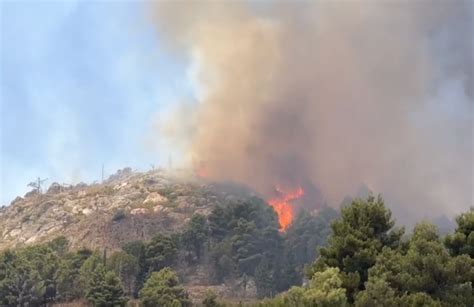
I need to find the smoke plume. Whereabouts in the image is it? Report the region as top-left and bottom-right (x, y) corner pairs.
(152, 1), (473, 224)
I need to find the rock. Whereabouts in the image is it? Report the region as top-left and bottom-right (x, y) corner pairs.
(47, 182), (63, 194)
(24, 189), (38, 198)
(10, 196), (23, 205)
(130, 208), (148, 215)
(0, 168), (248, 261)
(82, 208), (93, 215)
(9, 229), (21, 238)
(113, 182), (128, 191)
(25, 235), (40, 244)
(143, 178), (157, 185)
(153, 205), (170, 213)
(143, 192), (167, 206)
(107, 167), (133, 182)
(75, 182), (88, 189)
(77, 190), (87, 197)
(124, 192), (143, 202)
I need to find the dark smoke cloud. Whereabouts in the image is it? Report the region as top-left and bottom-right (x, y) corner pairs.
(152, 1), (473, 224)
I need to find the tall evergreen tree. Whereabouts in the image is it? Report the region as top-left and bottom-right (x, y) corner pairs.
(310, 195), (404, 301)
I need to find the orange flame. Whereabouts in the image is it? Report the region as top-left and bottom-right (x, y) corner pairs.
(268, 186), (304, 231)
(195, 161), (209, 178)
(196, 167), (209, 178)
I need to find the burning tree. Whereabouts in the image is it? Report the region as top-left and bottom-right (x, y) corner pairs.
(267, 187), (304, 231)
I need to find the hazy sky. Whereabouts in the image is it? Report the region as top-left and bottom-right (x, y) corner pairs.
(0, 1), (192, 205)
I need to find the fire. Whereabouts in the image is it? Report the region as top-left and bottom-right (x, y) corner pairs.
(195, 161), (209, 178)
(196, 167), (209, 178)
(268, 186), (304, 231)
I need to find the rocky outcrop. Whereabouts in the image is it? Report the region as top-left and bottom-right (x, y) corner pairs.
(0, 169), (246, 252)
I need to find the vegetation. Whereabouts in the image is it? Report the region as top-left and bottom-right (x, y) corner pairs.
(0, 195), (471, 306)
(444, 207), (473, 257)
(139, 267), (190, 307)
(263, 196), (473, 307)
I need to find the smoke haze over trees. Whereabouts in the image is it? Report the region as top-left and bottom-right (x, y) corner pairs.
(153, 1), (473, 225)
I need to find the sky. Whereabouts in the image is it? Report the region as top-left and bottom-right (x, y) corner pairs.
(0, 1), (192, 205)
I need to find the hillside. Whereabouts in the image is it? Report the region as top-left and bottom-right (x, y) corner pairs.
(0, 168), (256, 252)
(0, 168), (340, 303)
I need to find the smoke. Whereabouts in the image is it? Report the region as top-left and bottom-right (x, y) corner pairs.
(152, 1), (473, 224)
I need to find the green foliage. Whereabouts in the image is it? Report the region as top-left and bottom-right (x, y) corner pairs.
(304, 267), (348, 306)
(81, 255), (126, 306)
(0, 249), (45, 306)
(180, 214), (209, 262)
(0, 238), (91, 305)
(259, 267), (348, 307)
(122, 240), (147, 296)
(206, 197), (304, 297)
(47, 236), (69, 256)
(310, 195), (404, 301)
(255, 256), (274, 298)
(19, 244), (61, 302)
(0, 243), (64, 305)
(107, 251), (139, 297)
(444, 207), (474, 257)
(202, 289), (222, 307)
(355, 220), (473, 307)
(355, 277), (444, 307)
(285, 208), (338, 278)
(145, 234), (178, 272)
(56, 248), (93, 300)
(199, 196), (337, 297)
(8, 193), (473, 307)
(139, 267), (190, 307)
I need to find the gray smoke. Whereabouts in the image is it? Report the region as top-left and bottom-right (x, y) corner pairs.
(152, 1), (473, 224)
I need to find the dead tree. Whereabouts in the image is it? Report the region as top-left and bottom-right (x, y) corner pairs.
(27, 177), (48, 193)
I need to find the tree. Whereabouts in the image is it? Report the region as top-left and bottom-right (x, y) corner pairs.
(181, 214), (209, 262)
(0, 250), (44, 306)
(107, 251), (139, 297)
(258, 267), (348, 306)
(303, 267), (348, 306)
(209, 205), (230, 241)
(358, 222), (474, 306)
(255, 256), (274, 298)
(139, 267), (190, 307)
(232, 219), (262, 275)
(47, 236), (69, 257)
(309, 195), (404, 301)
(207, 197), (284, 284)
(145, 234), (178, 273)
(284, 208), (338, 278)
(81, 255), (126, 306)
(444, 208), (474, 257)
(354, 277), (397, 307)
(17, 244), (60, 303)
(122, 240), (147, 297)
(202, 289), (222, 307)
(56, 248), (93, 300)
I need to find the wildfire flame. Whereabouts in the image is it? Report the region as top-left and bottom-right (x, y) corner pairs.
(195, 161), (209, 178)
(268, 186), (304, 231)
(196, 167), (209, 178)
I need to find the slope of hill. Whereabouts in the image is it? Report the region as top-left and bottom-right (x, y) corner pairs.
(0, 168), (255, 251)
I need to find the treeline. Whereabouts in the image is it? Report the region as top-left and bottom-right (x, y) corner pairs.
(2, 195), (471, 306)
(0, 196), (337, 306)
(259, 196), (474, 307)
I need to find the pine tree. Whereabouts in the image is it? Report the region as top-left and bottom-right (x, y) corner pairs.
(139, 267), (190, 307)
